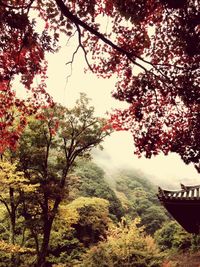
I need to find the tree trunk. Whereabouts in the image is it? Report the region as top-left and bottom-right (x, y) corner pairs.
(36, 219), (52, 267)
(9, 187), (16, 245)
(9, 218), (15, 245)
(9, 187), (17, 267)
(9, 220), (16, 267)
(36, 175), (64, 267)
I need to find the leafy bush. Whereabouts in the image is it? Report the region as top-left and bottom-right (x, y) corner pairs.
(154, 221), (192, 251)
(80, 218), (163, 267)
(74, 160), (124, 220)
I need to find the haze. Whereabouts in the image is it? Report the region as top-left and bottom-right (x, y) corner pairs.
(45, 35), (200, 190)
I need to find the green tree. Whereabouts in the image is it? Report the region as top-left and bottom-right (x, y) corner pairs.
(113, 170), (168, 234)
(154, 221), (192, 252)
(141, 206), (168, 235)
(12, 94), (110, 267)
(81, 218), (163, 267)
(62, 197), (110, 246)
(47, 210), (84, 266)
(74, 160), (124, 220)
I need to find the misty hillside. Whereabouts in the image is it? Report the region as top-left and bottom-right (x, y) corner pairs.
(73, 161), (200, 266)
(73, 160), (169, 235)
(1, 156), (199, 266)
(105, 168), (169, 234)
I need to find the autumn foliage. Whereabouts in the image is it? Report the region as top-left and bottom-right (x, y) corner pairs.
(0, 0), (199, 169)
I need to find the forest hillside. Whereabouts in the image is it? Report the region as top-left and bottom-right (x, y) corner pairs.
(1, 156), (200, 266)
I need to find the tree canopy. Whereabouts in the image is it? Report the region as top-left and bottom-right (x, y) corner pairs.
(0, 1), (199, 166)
(81, 218), (163, 267)
(3, 95), (109, 266)
(73, 160), (124, 220)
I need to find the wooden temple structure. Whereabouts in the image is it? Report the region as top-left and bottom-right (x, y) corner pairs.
(158, 184), (200, 234)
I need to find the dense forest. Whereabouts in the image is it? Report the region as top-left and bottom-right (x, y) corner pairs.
(0, 96), (200, 267)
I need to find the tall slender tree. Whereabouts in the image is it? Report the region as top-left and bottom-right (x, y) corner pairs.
(13, 94), (109, 266)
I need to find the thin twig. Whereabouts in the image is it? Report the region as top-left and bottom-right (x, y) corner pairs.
(65, 29), (77, 47)
(65, 44), (80, 85)
(75, 24), (93, 71)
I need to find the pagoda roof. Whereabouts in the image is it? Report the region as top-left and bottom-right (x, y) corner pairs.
(157, 184), (200, 234)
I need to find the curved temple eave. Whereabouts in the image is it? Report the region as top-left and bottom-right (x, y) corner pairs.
(158, 184), (200, 234)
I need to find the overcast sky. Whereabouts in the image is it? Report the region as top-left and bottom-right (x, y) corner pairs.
(45, 34), (200, 189)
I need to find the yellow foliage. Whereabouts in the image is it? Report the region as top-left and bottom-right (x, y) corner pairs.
(81, 218), (163, 266)
(0, 240), (35, 254)
(59, 204), (80, 229)
(115, 191), (130, 211)
(0, 160), (39, 193)
(58, 197), (110, 231)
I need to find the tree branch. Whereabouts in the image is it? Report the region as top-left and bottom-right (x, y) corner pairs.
(55, 0), (148, 72)
(65, 43), (80, 82)
(0, 197), (11, 216)
(55, 0), (186, 83)
(75, 24), (93, 71)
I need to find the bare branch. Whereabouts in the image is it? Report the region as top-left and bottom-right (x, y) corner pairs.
(66, 44), (80, 68)
(75, 24), (93, 71)
(65, 43), (80, 83)
(65, 29), (77, 46)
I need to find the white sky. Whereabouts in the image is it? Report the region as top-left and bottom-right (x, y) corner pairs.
(44, 34), (200, 190)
